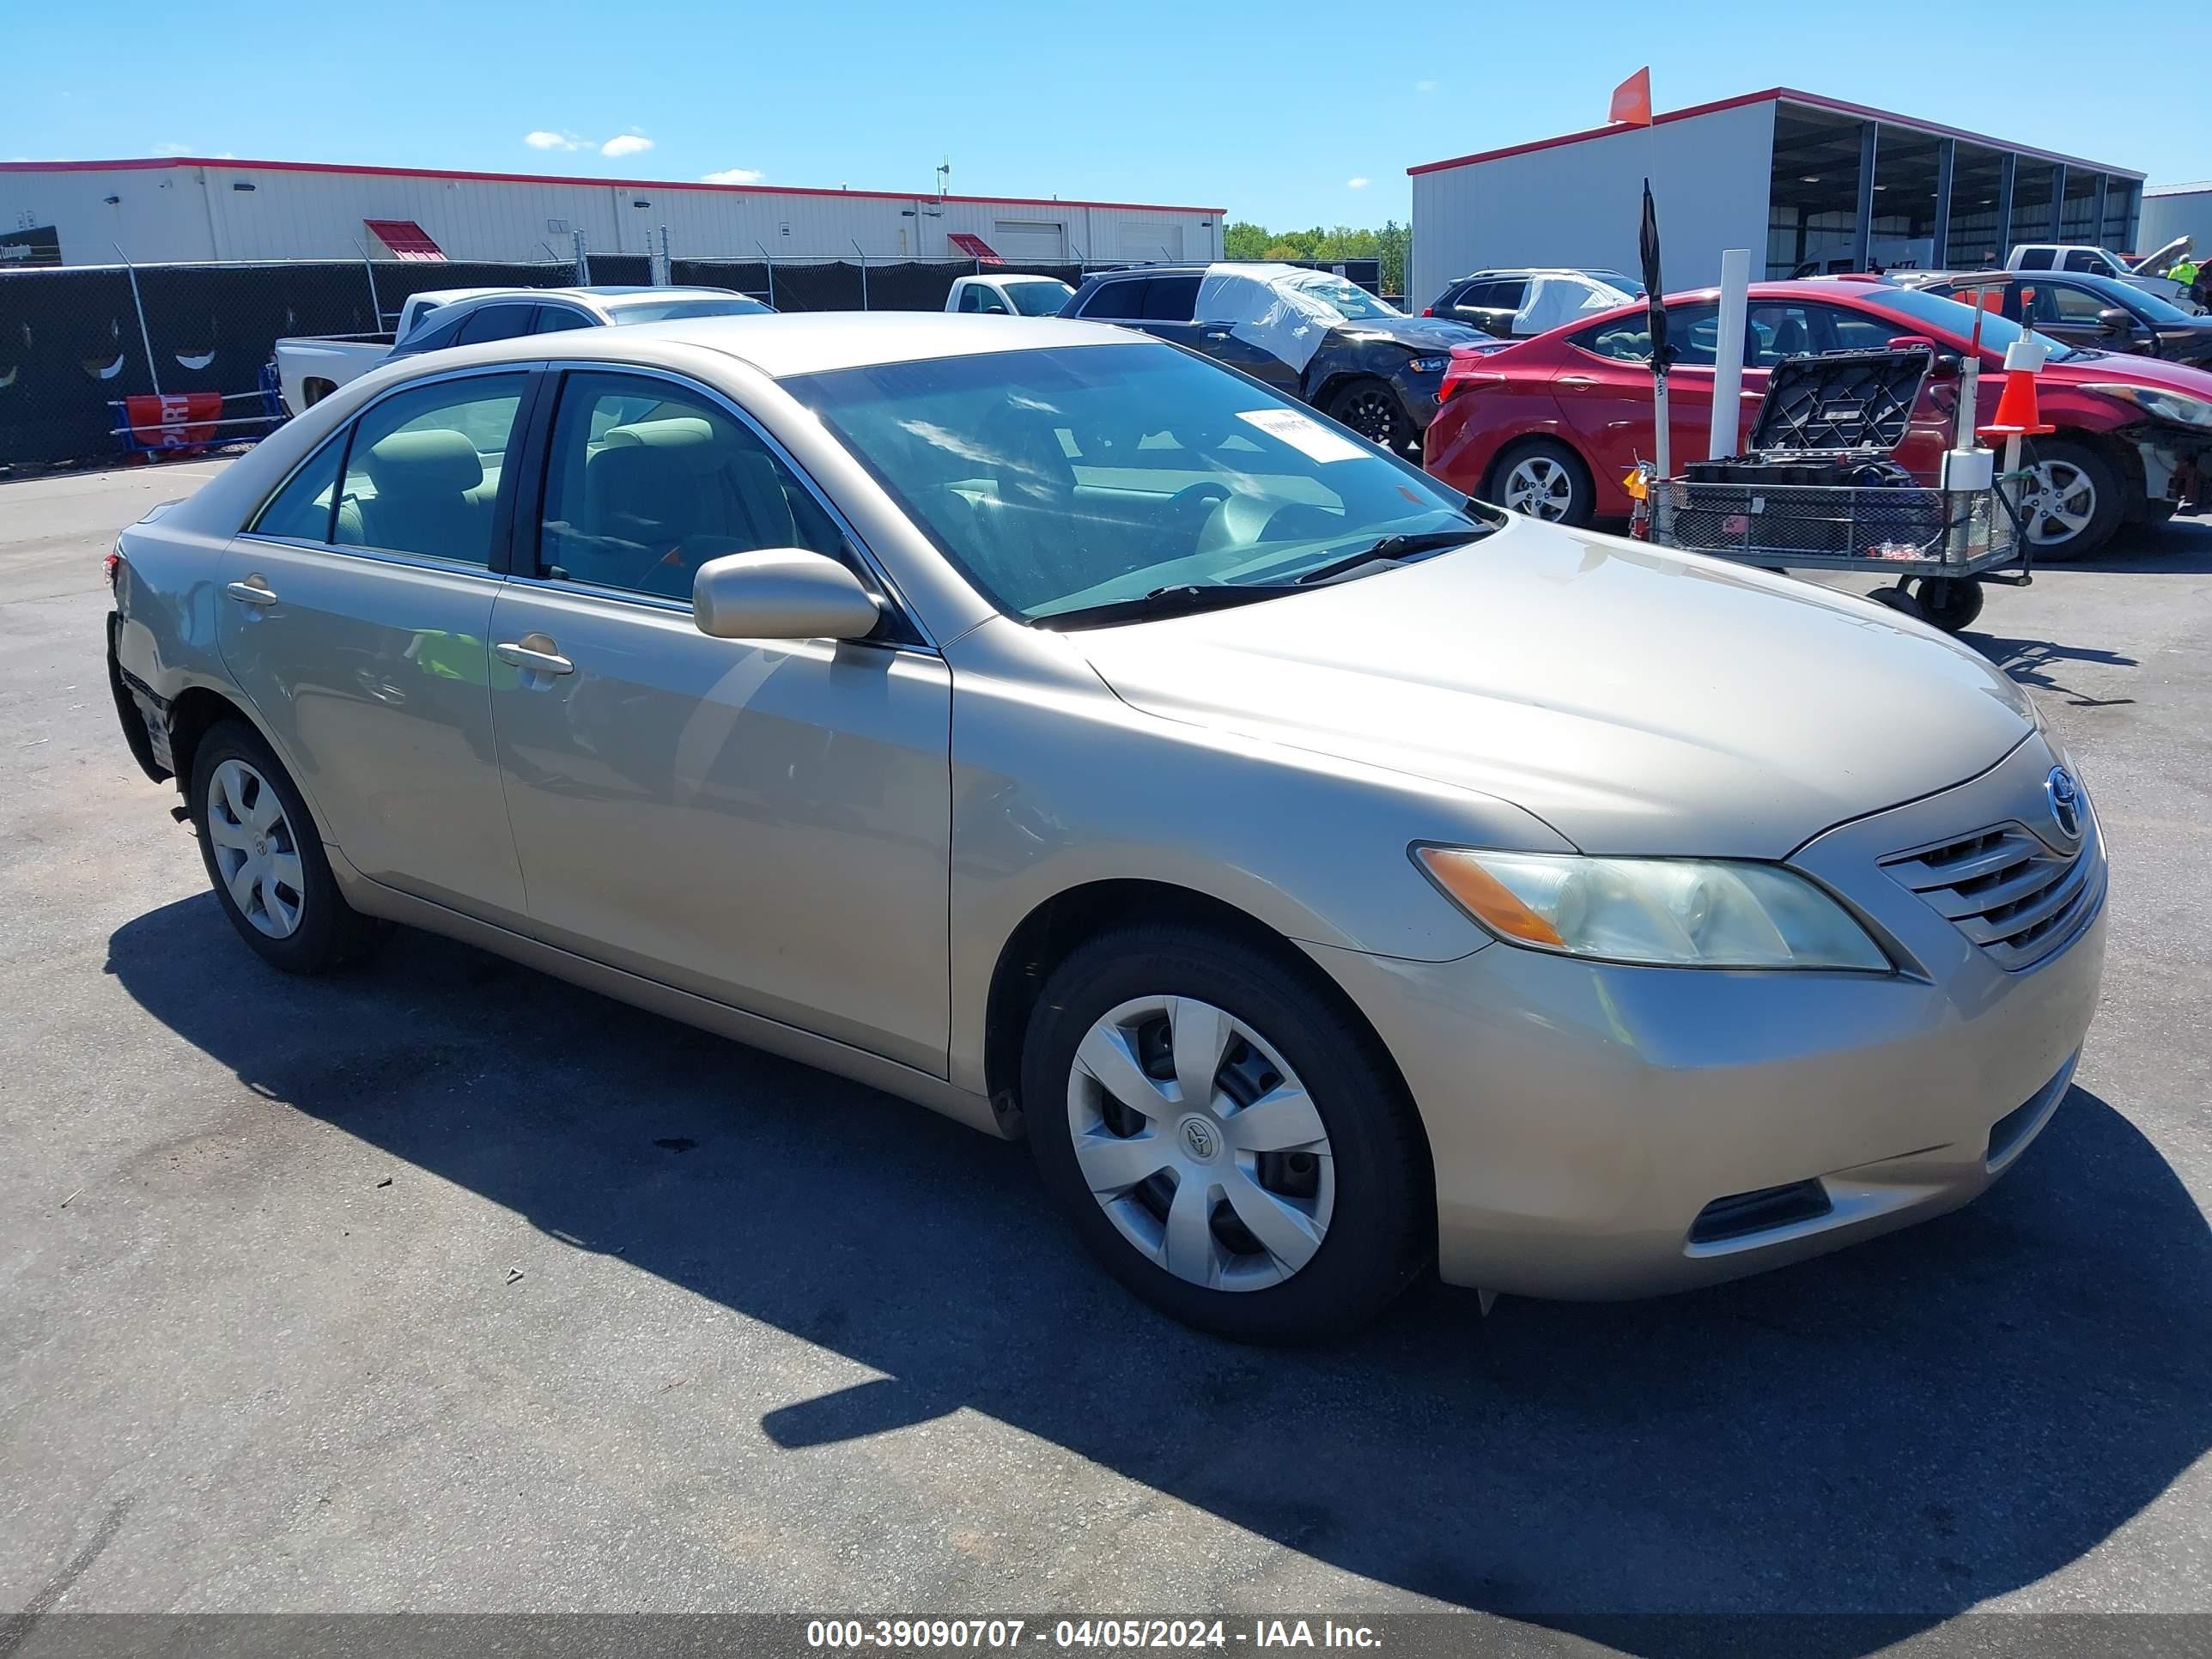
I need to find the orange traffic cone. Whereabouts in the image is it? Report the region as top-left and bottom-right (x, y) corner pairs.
(1978, 367), (2055, 440)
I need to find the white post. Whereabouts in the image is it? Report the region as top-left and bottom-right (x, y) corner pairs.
(1652, 373), (1670, 481)
(1708, 248), (1751, 459)
(113, 243), (161, 398)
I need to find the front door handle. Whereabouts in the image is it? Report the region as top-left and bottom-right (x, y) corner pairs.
(226, 577), (278, 606)
(494, 636), (574, 676)
(1558, 374), (1596, 388)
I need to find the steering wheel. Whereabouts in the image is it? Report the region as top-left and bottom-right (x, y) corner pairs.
(1167, 482), (1232, 549)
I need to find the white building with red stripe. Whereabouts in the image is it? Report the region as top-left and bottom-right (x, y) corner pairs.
(0, 155), (1224, 269)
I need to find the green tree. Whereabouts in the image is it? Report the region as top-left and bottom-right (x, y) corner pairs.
(1221, 219), (1409, 296)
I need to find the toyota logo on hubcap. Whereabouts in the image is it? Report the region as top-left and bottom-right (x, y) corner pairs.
(1181, 1118), (1218, 1160)
(2046, 766), (2083, 843)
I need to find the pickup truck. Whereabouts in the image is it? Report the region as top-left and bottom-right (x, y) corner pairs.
(2006, 244), (2202, 311)
(945, 273), (1075, 315)
(272, 284), (771, 416)
(273, 289), (501, 416)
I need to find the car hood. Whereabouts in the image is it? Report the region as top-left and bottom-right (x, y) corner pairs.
(2045, 346), (2212, 396)
(1068, 519), (2035, 858)
(1327, 314), (1488, 352)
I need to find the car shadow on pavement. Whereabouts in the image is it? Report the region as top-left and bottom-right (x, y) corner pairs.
(107, 897), (2212, 1655)
(2081, 516), (2212, 575)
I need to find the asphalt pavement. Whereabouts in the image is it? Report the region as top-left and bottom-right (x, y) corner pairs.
(2, 459), (2207, 1651)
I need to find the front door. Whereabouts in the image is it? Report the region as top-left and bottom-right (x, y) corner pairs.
(486, 368), (953, 1074)
(216, 368), (534, 923)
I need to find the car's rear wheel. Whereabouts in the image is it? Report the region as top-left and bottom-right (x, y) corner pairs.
(2019, 440), (2122, 561)
(1325, 377), (1412, 452)
(188, 720), (385, 974)
(1021, 925), (1430, 1344)
(1490, 438), (1595, 526)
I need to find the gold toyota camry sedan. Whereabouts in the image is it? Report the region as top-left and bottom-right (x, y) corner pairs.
(106, 313), (2106, 1342)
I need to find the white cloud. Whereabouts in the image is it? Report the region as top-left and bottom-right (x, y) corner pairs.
(1346, 176), (1370, 190)
(150, 141), (192, 156)
(700, 167), (764, 185)
(525, 130), (591, 152)
(1414, 79), (1437, 93)
(600, 133), (654, 159)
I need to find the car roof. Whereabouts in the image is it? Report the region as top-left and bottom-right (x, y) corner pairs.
(553, 309), (1146, 376)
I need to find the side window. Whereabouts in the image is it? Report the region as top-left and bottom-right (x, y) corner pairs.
(1079, 280), (1148, 320)
(533, 306), (593, 334)
(538, 372), (842, 603)
(2062, 250), (2102, 274)
(2018, 248), (2054, 270)
(248, 434), (346, 542)
(1578, 313), (1657, 360)
(1142, 275), (1200, 321)
(1820, 306), (1912, 352)
(975, 288), (1012, 315)
(332, 373), (528, 568)
(456, 304), (536, 345)
(955, 285), (983, 313)
(2049, 283), (2114, 322)
(1744, 302), (1817, 367)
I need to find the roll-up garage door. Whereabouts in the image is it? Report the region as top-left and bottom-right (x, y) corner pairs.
(990, 220), (1065, 260)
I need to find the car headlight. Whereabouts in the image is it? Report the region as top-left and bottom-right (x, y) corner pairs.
(2082, 382), (2212, 429)
(1413, 846), (1890, 970)
(1406, 356), (1449, 374)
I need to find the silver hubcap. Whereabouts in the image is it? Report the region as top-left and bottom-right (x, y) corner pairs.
(1504, 456), (1574, 520)
(1066, 996), (1334, 1292)
(2024, 460), (2095, 545)
(205, 758), (304, 939)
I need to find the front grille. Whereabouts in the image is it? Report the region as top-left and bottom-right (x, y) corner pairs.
(1881, 818), (2100, 971)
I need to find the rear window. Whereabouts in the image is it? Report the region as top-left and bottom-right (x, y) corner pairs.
(606, 296), (772, 324)
(1079, 280), (1148, 321)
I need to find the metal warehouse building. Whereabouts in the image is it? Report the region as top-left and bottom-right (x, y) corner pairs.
(0, 156), (1223, 270)
(1408, 88), (2145, 309)
(2141, 182), (2212, 261)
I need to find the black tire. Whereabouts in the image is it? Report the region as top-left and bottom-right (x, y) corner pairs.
(1913, 575), (1985, 633)
(188, 719), (385, 974)
(1486, 437), (1595, 526)
(2020, 439), (2123, 562)
(1323, 377), (1413, 452)
(1021, 924), (1431, 1344)
(1868, 585), (1923, 620)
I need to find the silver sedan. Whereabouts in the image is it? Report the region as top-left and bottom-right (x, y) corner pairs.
(106, 313), (2106, 1341)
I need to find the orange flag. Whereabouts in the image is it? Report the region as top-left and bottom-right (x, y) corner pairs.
(1608, 68), (1653, 127)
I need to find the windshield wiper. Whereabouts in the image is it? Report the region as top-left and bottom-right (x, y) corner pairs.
(1290, 527), (1487, 586)
(1032, 583), (1292, 632)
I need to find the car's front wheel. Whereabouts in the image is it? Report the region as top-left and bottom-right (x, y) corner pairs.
(2019, 440), (2122, 561)
(188, 720), (385, 973)
(1021, 925), (1431, 1343)
(1324, 377), (1413, 452)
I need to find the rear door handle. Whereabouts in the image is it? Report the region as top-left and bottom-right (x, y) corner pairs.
(226, 577), (278, 606)
(494, 638), (574, 676)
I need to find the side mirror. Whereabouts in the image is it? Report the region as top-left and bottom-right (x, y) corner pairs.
(692, 549), (882, 642)
(1929, 352), (1962, 380)
(2097, 307), (2135, 337)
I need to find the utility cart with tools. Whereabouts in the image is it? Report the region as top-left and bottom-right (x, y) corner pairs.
(1644, 343), (2027, 634)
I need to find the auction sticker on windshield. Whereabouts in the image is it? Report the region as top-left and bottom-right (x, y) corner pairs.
(1236, 407), (1370, 463)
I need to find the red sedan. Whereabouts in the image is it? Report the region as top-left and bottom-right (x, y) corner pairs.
(1425, 278), (2212, 560)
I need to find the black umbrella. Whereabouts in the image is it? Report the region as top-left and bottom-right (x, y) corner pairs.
(1639, 177), (1668, 369)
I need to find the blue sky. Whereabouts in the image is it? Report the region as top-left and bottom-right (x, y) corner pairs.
(4, 0), (2201, 227)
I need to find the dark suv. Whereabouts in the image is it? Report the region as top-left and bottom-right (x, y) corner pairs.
(1059, 263), (1483, 451)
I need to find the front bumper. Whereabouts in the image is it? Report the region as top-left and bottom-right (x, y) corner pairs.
(1310, 736), (2109, 1298)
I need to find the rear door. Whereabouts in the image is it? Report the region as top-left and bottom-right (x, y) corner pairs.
(1449, 279), (1526, 337)
(1553, 301), (1722, 472)
(216, 367), (537, 924)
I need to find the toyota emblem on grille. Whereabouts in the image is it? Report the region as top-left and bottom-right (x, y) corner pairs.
(2045, 766), (2083, 842)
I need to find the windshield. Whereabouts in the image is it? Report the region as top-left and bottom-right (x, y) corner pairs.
(1863, 283), (2076, 362)
(2083, 276), (2194, 325)
(610, 296), (772, 324)
(784, 343), (1486, 624)
(1281, 273), (1402, 321)
(1006, 280), (1073, 317)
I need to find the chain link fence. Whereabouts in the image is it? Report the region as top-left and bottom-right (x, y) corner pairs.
(0, 251), (1378, 470)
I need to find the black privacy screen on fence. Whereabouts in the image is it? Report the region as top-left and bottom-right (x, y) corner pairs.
(7, 257), (1089, 467)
